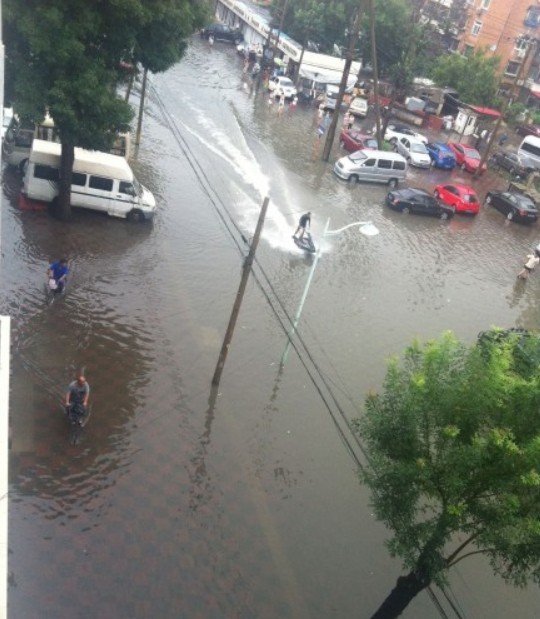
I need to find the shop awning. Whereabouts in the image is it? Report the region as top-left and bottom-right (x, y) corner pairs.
(470, 106), (501, 118)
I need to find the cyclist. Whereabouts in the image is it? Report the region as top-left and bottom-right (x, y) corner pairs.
(293, 212), (311, 240)
(64, 373), (90, 423)
(48, 258), (69, 294)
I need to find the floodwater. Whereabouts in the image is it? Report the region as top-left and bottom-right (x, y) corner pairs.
(5, 39), (540, 618)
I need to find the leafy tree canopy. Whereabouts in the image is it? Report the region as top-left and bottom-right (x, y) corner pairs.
(355, 330), (540, 618)
(274, 0), (358, 55)
(4, 0), (207, 150)
(430, 48), (501, 107)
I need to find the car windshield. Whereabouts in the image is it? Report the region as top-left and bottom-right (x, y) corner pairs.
(463, 194), (478, 203)
(463, 148), (480, 160)
(364, 138), (378, 149)
(411, 143), (427, 154)
(516, 195), (537, 209)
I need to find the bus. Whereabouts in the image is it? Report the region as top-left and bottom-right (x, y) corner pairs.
(518, 135), (540, 169)
(2, 113), (131, 171)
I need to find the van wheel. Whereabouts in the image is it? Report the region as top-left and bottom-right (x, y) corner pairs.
(348, 174), (359, 184)
(388, 179), (398, 189)
(19, 158), (29, 174)
(127, 208), (144, 223)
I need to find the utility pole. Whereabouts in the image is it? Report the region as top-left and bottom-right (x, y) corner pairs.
(474, 36), (537, 178)
(368, 0), (382, 148)
(322, 0), (365, 161)
(212, 197), (270, 387)
(135, 67), (148, 146)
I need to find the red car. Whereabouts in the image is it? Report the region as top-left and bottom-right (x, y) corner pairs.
(339, 130), (378, 153)
(447, 143), (487, 174)
(515, 124), (540, 138)
(434, 183), (480, 215)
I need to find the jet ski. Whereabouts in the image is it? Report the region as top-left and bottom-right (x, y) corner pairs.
(293, 232), (316, 253)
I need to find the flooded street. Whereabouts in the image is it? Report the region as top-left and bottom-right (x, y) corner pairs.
(5, 40), (540, 617)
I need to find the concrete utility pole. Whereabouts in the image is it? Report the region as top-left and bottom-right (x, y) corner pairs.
(321, 0), (365, 162)
(368, 0), (383, 148)
(212, 196), (270, 387)
(135, 67), (148, 146)
(474, 37), (537, 178)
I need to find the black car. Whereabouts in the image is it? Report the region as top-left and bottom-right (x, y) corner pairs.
(489, 151), (534, 178)
(200, 23), (244, 44)
(484, 191), (538, 223)
(385, 188), (455, 219)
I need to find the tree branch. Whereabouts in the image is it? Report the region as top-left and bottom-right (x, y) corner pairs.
(448, 547), (495, 568)
(445, 531), (482, 565)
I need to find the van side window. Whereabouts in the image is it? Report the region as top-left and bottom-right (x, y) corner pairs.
(377, 159), (392, 169)
(393, 161), (406, 170)
(119, 181), (135, 196)
(34, 164), (60, 182)
(71, 172), (87, 186)
(364, 158), (376, 167)
(89, 176), (113, 191)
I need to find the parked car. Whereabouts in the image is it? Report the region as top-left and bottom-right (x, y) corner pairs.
(434, 184), (479, 215)
(334, 149), (407, 186)
(268, 76), (297, 99)
(515, 124), (540, 138)
(2, 107), (13, 141)
(348, 97), (368, 117)
(384, 123), (428, 145)
(447, 143), (487, 174)
(318, 85), (340, 111)
(485, 191), (539, 223)
(425, 142), (456, 169)
(339, 130), (377, 153)
(395, 136), (431, 168)
(200, 23), (244, 44)
(488, 150), (534, 178)
(385, 187), (455, 219)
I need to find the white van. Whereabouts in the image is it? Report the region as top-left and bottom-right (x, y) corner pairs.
(518, 135), (540, 170)
(23, 139), (155, 221)
(333, 149), (408, 187)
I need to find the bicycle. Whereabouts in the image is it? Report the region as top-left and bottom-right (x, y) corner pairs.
(64, 402), (91, 446)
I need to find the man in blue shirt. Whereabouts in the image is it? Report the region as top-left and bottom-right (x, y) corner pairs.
(48, 258), (69, 293)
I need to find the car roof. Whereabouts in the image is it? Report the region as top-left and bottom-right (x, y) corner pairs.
(452, 184), (476, 193)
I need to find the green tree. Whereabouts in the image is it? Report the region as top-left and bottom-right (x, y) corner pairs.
(4, 0), (206, 221)
(275, 0), (358, 55)
(355, 331), (540, 618)
(430, 49), (501, 107)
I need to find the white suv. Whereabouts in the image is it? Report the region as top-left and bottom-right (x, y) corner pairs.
(268, 76), (297, 99)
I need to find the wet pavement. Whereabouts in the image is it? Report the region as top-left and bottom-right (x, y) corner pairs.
(4, 39), (540, 618)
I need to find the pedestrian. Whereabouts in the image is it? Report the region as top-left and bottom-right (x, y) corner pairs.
(499, 133), (508, 147)
(208, 34), (214, 46)
(293, 211), (311, 240)
(517, 250), (540, 280)
(343, 111), (353, 130)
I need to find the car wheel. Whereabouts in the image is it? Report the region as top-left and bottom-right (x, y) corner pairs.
(460, 163), (466, 171)
(234, 38), (242, 45)
(348, 174), (359, 184)
(127, 208), (145, 223)
(507, 210), (514, 221)
(434, 190), (440, 198)
(406, 156), (411, 163)
(485, 195), (492, 205)
(440, 211), (449, 220)
(388, 178), (398, 189)
(339, 140), (345, 149)
(389, 137), (397, 146)
(402, 206), (410, 214)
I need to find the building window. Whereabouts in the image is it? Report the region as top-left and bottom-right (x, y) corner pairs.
(471, 21), (482, 37)
(464, 44), (475, 57)
(480, 0), (491, 9)
(505, 61), (521, 77)
(525, 8), (540, 28)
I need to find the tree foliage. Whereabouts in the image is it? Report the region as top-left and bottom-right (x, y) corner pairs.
(4, 0), (207, 218)
(355, 331), (540, 617)
(430, 49), (501, 107)
(275, 0), (358, 54)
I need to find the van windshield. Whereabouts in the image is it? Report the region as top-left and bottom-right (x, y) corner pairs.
(349, 150), (367, 162)
(133, 177), (143, 196)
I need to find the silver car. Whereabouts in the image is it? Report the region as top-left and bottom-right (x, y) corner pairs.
(395, 136), (431, 168)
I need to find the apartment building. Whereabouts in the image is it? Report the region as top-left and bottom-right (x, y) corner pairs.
(420, 0), (540, 104)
